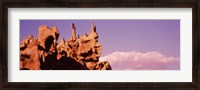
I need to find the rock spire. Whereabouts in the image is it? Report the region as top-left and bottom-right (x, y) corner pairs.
(20, 22), (112, 70)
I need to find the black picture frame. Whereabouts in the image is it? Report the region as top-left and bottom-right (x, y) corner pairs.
(1, 0), (199, 89)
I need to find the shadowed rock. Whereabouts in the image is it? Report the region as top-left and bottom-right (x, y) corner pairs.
(20, 23), (112, 70)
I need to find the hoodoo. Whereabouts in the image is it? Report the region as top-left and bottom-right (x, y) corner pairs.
(20, 23), (112, 70)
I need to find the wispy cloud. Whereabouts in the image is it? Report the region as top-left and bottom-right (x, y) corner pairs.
(100, 51), (180, 70)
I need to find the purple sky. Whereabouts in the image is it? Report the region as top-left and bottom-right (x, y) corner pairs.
(20, 20), (180, 57)
(20, 20), (180, 70)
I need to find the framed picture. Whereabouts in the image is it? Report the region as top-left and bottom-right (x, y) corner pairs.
(1, 0), (199, 89)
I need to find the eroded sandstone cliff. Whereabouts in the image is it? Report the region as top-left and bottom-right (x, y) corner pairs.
(20, 22), (112, 70)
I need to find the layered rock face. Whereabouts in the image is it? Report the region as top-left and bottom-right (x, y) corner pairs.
(20, 23), (112, 70)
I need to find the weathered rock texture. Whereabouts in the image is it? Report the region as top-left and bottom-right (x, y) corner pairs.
(20, 23), (112, 70)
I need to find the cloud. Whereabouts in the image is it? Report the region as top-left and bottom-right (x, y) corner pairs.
(100, 51), (180, 70)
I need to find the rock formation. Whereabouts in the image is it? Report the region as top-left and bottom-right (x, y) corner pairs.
(20, 23), (112, 70)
